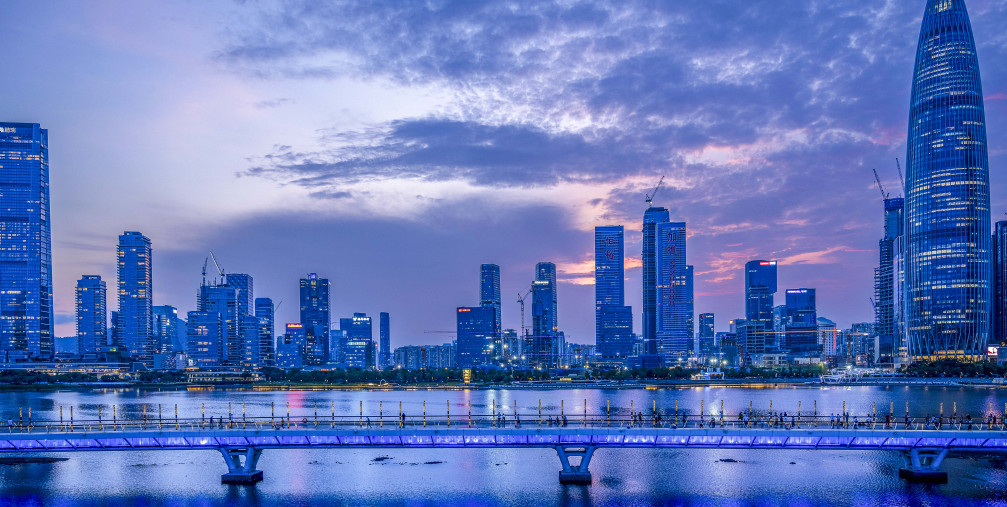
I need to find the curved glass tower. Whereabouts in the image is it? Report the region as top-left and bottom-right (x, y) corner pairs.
(905, 0), (991, 361)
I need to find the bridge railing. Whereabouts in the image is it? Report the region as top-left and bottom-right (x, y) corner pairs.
(1, 405), (1004, 435)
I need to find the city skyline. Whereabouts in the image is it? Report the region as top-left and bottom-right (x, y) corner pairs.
(4, 1), (1007, 345)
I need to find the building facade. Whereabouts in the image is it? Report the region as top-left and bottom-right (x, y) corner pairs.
(656, 222), (691, 358)
(378, 311), (390, 369)
(254, 298), (275, 366)
(595, 226), (633, 359)
(0, 122), (53, 361)
(456, 306), (494, 368)
(117, 231), (153, 363)
(75, 275), (106, 356)
(875, 198), (904, 365)
(342, 313), (374, 369)
(904, 0), (991, 361)
(300, 274), (330, 364)
(642, 206), (670, 357)
(744, 260), (777, 356)
(480, 264), (501, 337)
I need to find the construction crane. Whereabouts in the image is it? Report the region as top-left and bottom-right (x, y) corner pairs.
(209, 251), (225, 280)
(517, 286), (532, 338)
(895, 158), (905, 197)
(201, 257), (209, 286)
(645, 176), (665, 208)
(872, 168), (889, 200)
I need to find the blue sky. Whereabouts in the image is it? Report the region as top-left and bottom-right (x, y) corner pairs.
(3, 0), (1007, 345)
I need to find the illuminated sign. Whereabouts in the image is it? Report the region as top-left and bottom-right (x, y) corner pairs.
(988, 346), (999, 357)
(286, 324), (303, 329)
(760, 261), (776, 266)
(787, 289), (808, 294)
(0, 127), (15, 134)
(458, 308), (471, 312)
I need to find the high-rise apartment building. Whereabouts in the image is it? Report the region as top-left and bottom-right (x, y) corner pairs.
(117, 231), (153, 363)
(595, 226), (633, 359)
(0, 122), (53, 360)
(904, 0), (991, 360)
(75, 275), (106, 356)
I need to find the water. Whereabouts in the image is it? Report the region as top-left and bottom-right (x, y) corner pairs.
(3, 385), (1007, 505)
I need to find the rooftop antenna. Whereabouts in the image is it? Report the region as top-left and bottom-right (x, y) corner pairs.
(645, 176), (665, 208)
(872, 168), (889, 200)
(895, 158), (905, 197)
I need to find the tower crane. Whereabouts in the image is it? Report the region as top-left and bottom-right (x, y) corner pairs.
(895, 158), (905, 197)
(645, 176), (665, 208)
(517, 286), (532, 338)
(872, 168), (889, 200)
(209, 251), (225, 281)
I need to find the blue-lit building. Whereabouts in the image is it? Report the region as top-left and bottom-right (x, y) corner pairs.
(698, 313), (715, 354)
(784, 289), (818, 355)
(595, 226), (633, 359)
(456, 306), (495, 367)
(225, 273), (254, 359)
(0, 122), (53, 361)
(75, 275), (106, 356)
(187, 310), (222, 368)
(993, 221), (1007, 347)
(198, 284), (238, 364)
(378, 312), (390, 369)
(642, 206), (670, 358)
(117, 231), (153, 364)
(656, 222), (691, 358)
(255, 298), (275, 366)
(241, 315), (261, 366)
(341, 313), (374, 369)
(276, 323), (306, 369)
(875, 198), (904, 365)
(744, 260), (777, 356)
(480, 264), (501, 337)
(152, 305), (184, 354)
(904, 0), (991, 361)
(300, 274), (330, 364)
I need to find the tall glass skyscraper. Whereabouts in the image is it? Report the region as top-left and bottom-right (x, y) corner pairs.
(595, 226), (633, 358)
(456, 306), (494, 367)
(342, 312), (374, 369)
(254, 298), (275, 366)
(875, 198), (904, 365)
(379, 311), (390, 369)
(656, 222), (690, 357)
(744, 260), (777, 355)
(75, 275), (106, 356)
(642, 207), (670, 357)
(0, 122), (53, 360)
(905, 0), (991, 361)
(300, 273), (330, 364)
(117, 231), (153, 363)
(198, 284), (237, 364)
(480, 264), (501, 336)
(992, 221), (1007, 347)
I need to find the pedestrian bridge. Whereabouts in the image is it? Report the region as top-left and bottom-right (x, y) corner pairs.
(1, 414), (1004, 484)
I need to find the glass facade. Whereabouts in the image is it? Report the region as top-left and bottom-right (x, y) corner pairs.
(117, 231), (153, 363)
(656, 222), (690, 357)
(875, 198), (904, 365)
(784, 289), (818, 354)
(905, 0), (990, 361)
(186, 310), (221, 368)
(0, 122), (53, 360)
(254, 297), (275, 366)
(342, 312), (374, 369)
(379, 311), (390, 369)
(199, 284), (237, 365)
(152, 305), (182, 354)
(595, 226), (633, 358)
(993, 221), (1007, 346)
(479, 264), (501, 337)
(75, 275), (106, 355)
(642, 207), (670, 355)
(299, 273), (330, 364)
(456, 306), (494, 367)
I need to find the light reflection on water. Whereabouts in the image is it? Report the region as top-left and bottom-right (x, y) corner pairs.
(2, 385), (1007, 505)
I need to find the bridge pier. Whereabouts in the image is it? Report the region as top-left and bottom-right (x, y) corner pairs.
(899, 449), (948, 482)
(555, 445), (595, 484)
(220, 447), (264, 484)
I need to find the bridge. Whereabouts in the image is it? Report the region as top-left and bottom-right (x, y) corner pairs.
(2, 403), (1004, 485)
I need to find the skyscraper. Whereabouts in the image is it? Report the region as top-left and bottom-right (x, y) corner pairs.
(379, 311), (390, 369)
(784, 289), (818, 354)
(595, 226), (634, 359)
(300, 274), (330, 364)
(152, 305), (182, 354)
(480, 264), (501, 336)
(198, 284), (237, 364)
(535, 262), (558, 333)
(0, 122), (53, 360)
(642, 206), (670, 357)
(117, 231), (153, 363)
(342, 313), (373, 369)
(743, 260), (777, 356)
(456, 306), (495, 367)
(875, 197), (904, 365)
(255, 298), (275, 366)
(75, 275), (106, 356)
(993, 221), (1007, 347)
(187, 310), (222, 368)
(656, 222), (690, 357)
(904, 0), (991, 361)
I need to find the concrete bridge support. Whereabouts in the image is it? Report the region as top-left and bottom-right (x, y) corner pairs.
(899, 448), (948, 482)
(555, 445), (596, 484)
(220, 447), (263, 484)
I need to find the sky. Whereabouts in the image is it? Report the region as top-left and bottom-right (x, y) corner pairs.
(3, 0), (1007, 346)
